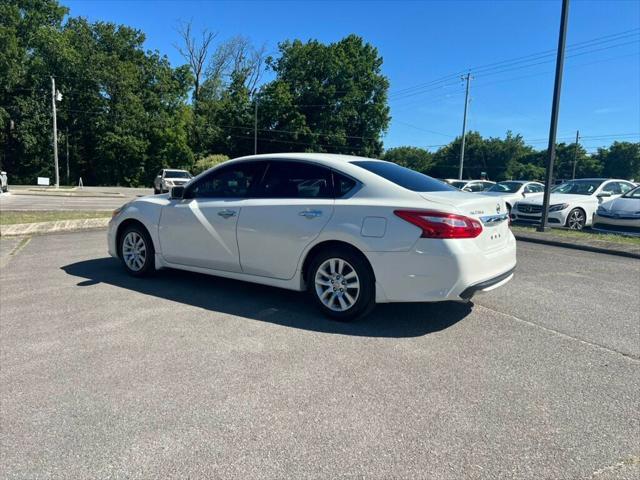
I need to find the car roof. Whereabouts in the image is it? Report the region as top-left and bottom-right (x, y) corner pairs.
(231, 152), (387, 168)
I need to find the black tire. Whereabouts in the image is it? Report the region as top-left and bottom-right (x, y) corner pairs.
(153, 187), (159, 195)
(565, 207), (586, 230)
(306, 246), (375, 321)
(118, 224), (155, 277)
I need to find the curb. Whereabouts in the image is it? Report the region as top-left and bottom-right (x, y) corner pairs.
(514, 233), (640, 259)
(9, 191), (123, 198)
(0, 218), (110, 237)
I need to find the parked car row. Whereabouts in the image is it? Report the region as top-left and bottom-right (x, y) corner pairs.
(510, 178), (636, 230)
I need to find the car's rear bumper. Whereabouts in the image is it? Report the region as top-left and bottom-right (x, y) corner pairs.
(365, 230), (517, 303)
(459, 266), (516, 300)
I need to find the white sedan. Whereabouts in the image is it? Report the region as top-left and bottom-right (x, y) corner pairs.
(593, 185), (640, 235)
(481, 180), (545, 213)
(108, 153), (516, 320)
(512, 178), (636, 230)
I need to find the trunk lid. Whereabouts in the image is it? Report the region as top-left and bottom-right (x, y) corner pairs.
(418, 191), (511, 252)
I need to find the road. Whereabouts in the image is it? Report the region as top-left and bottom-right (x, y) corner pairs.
(0, 187), (152, 211)
(1, 232), (639, 479)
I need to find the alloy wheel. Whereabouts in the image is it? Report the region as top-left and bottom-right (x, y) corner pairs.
(314, 258), (360, 312)
(122, 231), (147, 271)
(567, 209), (585, 230)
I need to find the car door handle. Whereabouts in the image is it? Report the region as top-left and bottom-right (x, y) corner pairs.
(218, 209), (237, 219)
(299, 210), (323, 219)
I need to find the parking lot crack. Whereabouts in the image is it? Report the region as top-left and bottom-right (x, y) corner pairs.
(476, 304), (640, 362)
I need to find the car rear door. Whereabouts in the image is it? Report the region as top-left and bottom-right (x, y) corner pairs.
(158, 161), (266, 272)
(236, 160), (335, 280)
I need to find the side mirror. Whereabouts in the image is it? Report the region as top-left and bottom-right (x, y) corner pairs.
(170, 186), (185, 199)
(597, 191), (612, 198)
(462, 187), (472, 192)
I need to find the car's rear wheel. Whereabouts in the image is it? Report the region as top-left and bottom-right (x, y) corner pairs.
(307, 247), (375, 321)
(118, 225), (155, 276)
(566, 208), (586, 230)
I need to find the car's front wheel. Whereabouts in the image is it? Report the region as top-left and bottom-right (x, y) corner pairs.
(307, 247), (375, 321)
(566, 208), (586, 230)
(118, 225), (155, 276)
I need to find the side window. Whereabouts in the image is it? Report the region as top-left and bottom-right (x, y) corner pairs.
(620, 182), (633, 194)
(482, 182), (494, 190)
(333, 172), (357, 198)
(525, 184), (542, 193)
(255, 161), (333, 199)
(189, 162), (265, 199)
(602, 182), (621, 195)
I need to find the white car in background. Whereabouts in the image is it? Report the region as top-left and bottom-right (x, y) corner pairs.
(593, 185), (640, 236)
(481, 180), (544, 213)
(443, 179), (496, 192)
(109, 153), (516, 321)
(512, 178), (636, 230)
(153, 169), (193, 194)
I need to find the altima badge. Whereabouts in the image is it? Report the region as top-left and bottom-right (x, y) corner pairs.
(496, 204), (501, 214)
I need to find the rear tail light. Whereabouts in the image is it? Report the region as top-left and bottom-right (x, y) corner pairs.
(394, 210), (483, 239)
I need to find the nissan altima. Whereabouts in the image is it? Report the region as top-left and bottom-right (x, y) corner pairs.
(108, 154), (516, 320)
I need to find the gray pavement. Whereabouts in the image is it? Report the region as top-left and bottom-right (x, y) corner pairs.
(1, 232), (639, 479)
(0, 187), (152, 211)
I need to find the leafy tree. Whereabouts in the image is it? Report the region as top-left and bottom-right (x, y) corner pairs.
(193, 153), (228, 175)
(257, 35), (390, 157)
(596, 141), (640, 180)
(383, 146), (433, 173)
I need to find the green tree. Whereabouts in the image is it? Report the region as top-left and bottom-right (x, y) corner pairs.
(596, 141), (640, 180)
(383, 146), (433, 173)
(257, 35), (390, 156)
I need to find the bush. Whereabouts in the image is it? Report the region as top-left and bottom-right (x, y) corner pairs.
(192, 154), (229, 175)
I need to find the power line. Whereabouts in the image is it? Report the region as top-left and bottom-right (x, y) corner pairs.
(388, 28), (639, 102)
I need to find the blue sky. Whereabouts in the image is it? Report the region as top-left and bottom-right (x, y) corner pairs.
(64, 0), (639, 153)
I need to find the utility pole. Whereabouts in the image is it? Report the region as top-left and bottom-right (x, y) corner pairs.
(253, 98), (258, 155)
(538, 0), (570, 232)
(66, 127), (70, 185)
(51, 76), (59, 188)
(571, 129), (580, 179)
(458, 72), (472, 180)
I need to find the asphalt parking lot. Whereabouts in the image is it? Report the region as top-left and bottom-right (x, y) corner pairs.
(1, 231), (639, 479)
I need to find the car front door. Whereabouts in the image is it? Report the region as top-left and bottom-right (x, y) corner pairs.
(158, 161), (266, 272)
(237, 160), (335, 280)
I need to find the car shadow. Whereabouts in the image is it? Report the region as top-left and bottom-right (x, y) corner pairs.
(61, 258), (473, 338)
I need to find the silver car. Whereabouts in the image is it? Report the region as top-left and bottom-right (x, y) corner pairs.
(593, 185), (640, 236)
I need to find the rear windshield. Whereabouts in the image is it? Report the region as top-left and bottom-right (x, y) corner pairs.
(351, 161), (455, 192)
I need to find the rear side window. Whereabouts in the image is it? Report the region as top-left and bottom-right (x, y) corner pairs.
(255, 161), (333, 199)
(333, 172), (357, 197)
(351, 161), (455, 192)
